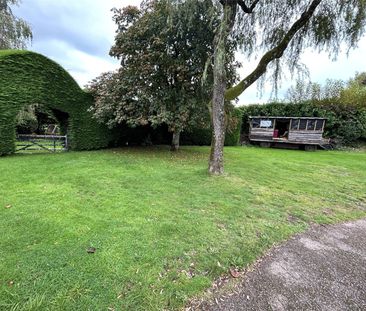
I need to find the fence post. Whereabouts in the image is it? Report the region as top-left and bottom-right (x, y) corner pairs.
(64, 135), (68, 151)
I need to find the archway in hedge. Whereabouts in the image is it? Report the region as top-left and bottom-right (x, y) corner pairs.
(0, 50), (112, 155)
(15, 103), (68, 135)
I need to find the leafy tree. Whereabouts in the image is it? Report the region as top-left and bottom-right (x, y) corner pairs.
(16, 104), (38, 133)
(89, 0), (238, 151)
(16, 104), (58, 134)
(0, 0), (32, 49)
(285, 72), (366, 108)
(341, 72), (366, 108)
(285, 79), (345, 104)
(208, 0), (366, 174)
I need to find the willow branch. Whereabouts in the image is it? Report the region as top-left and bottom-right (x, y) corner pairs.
(225, 0), (322, 100)
(237, 0), (260, 13)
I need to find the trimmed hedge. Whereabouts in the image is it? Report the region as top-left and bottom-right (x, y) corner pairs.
(107, 108), (243, 148)
(181, 107), (243, 146)
(0, 50), (113, 155)
(240, 102), (366, 145)
(224, 107), (243, 146)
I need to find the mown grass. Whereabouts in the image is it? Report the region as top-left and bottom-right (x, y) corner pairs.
(1, 146), (365, 310)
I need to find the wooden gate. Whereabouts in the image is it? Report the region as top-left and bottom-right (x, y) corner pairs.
(16, 134), (68, 153)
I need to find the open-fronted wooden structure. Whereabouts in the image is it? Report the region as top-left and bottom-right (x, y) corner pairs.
(249, 116), (328, 150)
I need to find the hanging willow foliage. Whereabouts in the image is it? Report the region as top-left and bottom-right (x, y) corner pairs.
(205, 0), (366, 174)
(0, 0), (32, 49)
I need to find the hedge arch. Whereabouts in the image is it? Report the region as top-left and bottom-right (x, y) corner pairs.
(0, 50), (113, 155)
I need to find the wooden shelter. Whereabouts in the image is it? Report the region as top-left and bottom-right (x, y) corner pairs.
(249, 116), (328, 150)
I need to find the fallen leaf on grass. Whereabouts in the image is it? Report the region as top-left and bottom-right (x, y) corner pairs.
(229, 268), (241, 278)
(5, 204), (12, 209)
(87, 247), (96, 254)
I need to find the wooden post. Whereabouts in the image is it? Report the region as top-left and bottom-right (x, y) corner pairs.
(65, 135), (68, 151)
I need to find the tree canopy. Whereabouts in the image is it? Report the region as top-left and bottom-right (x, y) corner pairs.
(88, 0), (238, 150)
(0, 0), (32, 49)
(285, 72), (366, 108)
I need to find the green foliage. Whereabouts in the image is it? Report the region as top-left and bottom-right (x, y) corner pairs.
(88, 0), (238, 145)
(15, 103), (59, 134)
(15, 104), (39, 133)
(0, 0), (32, 49)
(1, 147), (365, 309)
(227, 0), (366, 99)
(181, 107), (243, 146)
(181, 127), (212, 146)
(224, 106), (243, 146)
(285, 79), (345, 104)
(339, 73), (366, 109)
(0, 50), (113, 155)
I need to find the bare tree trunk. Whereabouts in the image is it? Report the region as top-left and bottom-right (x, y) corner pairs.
(170, 129), (181, 151)
(208, 4), (236, 175)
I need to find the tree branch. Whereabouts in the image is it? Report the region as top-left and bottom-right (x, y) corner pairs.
(237, 0), (260, 13)
(225, 0), (322, 100)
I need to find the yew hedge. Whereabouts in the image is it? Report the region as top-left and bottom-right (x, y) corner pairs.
(0, 50), (113, 155)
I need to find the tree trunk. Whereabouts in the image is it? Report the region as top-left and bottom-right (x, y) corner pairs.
(170, 129), (181, 151)
(208, 4), (236, 175)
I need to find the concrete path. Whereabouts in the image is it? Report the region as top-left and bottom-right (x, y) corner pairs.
(199, 219), (366, 311)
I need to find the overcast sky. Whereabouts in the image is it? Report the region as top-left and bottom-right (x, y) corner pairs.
(13, 0), (366, 105)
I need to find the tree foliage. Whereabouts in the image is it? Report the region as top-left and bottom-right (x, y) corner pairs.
(16, 104), (58, 134)
(0, 0), (32, 49)
(340, 72), (366, 108)
(208, 0), (366, 174)
(285, 79), (345, 104)
(285, 72), (366, 108)
(88, 0), (238, 150)
(226, 0), (366, 98)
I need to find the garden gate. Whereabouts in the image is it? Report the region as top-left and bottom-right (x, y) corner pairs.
(16, 134), (68, 153)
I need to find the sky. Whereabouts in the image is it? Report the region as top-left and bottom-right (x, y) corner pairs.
(13, 0), (366, 105)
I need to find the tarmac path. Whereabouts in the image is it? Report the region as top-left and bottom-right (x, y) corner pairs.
(199, 219), (366, 311)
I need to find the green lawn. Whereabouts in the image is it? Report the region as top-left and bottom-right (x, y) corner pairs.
(1, 146), (365, 310)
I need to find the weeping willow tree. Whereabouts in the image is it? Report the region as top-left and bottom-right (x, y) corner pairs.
(0, 0), (32, 49)
(206, 0), (366, 174)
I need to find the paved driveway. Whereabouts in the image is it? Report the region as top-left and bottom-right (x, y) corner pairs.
(200, 219), (366, 311)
